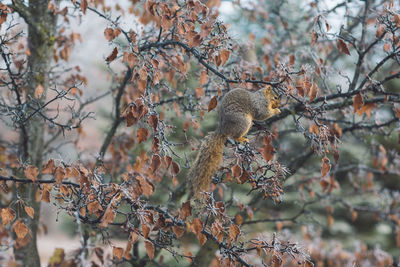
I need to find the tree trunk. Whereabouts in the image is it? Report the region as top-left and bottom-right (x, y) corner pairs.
(190, 239), (218, 267)
(13, 1), (59, 266)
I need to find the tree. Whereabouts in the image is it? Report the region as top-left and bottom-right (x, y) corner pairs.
(0, 0), (399, 266)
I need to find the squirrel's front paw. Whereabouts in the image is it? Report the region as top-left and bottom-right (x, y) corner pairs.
(236, 136), (249, 143)
(274, 108), (281, 115)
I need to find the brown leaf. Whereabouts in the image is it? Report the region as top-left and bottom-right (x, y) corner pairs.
(34, 84), (44, 99)
(383, 43), (390, 52)
(137, 128), (150, 143)
(356, 103), (376, 118)
(150, 154), (161, 173)
(104, 28), (115, 41)
(87, 200), (103, 215)
(148, 115), (158, 131)
(144, 241), (155, 260)
(191, 218), (203, 235)
(131, 231), (139, 244)
(142, 223), (150, 238)
(197, 232), (207, 246)
(164, 155), (172, 170)
(311, 29), (318, 47)
(353, 93), (363, 112)
(261, 142), (275, 162)
(13, 219), (28, 239)
(321, 156), (331, 177)
(237, 170), (249, 184)
(337, 39), (350, 55)
(394, 14), (400, 27)
(124, 240), (132, 260)
(195, 87), (204, 99)
(231, 164), (242, 177)
(24, 206), (34, 219)
(199, 70), (208, 86)
(220, 50), (230, 66)
(172, 226), (184, 238)
(289, 54), (296, 66)
(208, 96), (217, 112)
(25, 165), (39, 182)
(180, 201), (192, 220)
(1, 208), (15, 225)
(171, 161), (180, 175)
(228, 223), (240, 247)
(235, 214), (243, 225)
(112, 246), (123, 260)
(106, 47), (118, 62)
(351, 210), (358, 222)
(54, 166), (65, 184)
(327, 214), (334, 227)
(42, 159), (54, 174)
(80, 0), (88, 14)
(185, 251), (193, 263)
(100, 206), (115, 228)
(309, 83), (318, 102)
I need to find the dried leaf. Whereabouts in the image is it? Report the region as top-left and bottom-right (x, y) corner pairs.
(208, 96), (217, 112)
(100, 206), (115, 228)
(228, 223), (240, 247)
(327, 214), (334, 227)
(25, 165), (39, 182)
(220, 50), (230, 66)
(144, 241), (155, 260)
(1, 208), (15, 225)
(24, 206), (34, 219)
(289, 54), (296, 66)
(356, 103), (376, 118)
(394, 14), (400, 27)
(311, 29), (318, 47)
(321, 156), (331, 177)
(112, 246), (123, 260)
(231, 164), (242, 177)
(104, 28), (115, 41)
(142, 223), (150, 238)
(235, 214), (243, 225)
(353, 93), (363, 112)
(191, 218), (203, 235)
(80, 0), (88, 14)
(309, 83), (318, 102)
(150, 154), (161, 173)
(13, 219), (28, 239)
(337, 39), (350, 55)
(54, 166), (65, 184)
(42, 159), (55, 174)
(172, 226), (185, 238)
(34, 84), (44, 99)
(137, 128), (150, 143)
(106, 47), (118, 62)
(383, 43), (390, 52)
(148, 115), (158, 131)
(171, 161), (180, 175)
(180, 201), (192, 220)
(195, 87), (204, 99)
(199, 70), (208, 86)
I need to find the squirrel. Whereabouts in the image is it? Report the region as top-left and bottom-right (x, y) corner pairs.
(187, 86), (281, 199)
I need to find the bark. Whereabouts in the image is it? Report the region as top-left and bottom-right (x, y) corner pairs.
(12, 1), (59, 266)
(190, 239), (218, 267)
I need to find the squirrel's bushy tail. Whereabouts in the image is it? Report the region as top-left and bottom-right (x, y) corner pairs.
(188, 132), (227, 198)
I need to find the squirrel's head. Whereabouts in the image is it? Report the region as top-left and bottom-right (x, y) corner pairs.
(263, 86), (280, 109)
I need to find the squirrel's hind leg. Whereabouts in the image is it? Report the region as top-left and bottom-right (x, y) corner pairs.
(220, 113), (252, 143)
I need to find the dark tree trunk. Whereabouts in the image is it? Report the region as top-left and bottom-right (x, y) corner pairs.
(12, 1), (59, 266)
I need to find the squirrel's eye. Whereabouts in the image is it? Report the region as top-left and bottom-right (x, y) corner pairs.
(274, 96), (278, 100)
